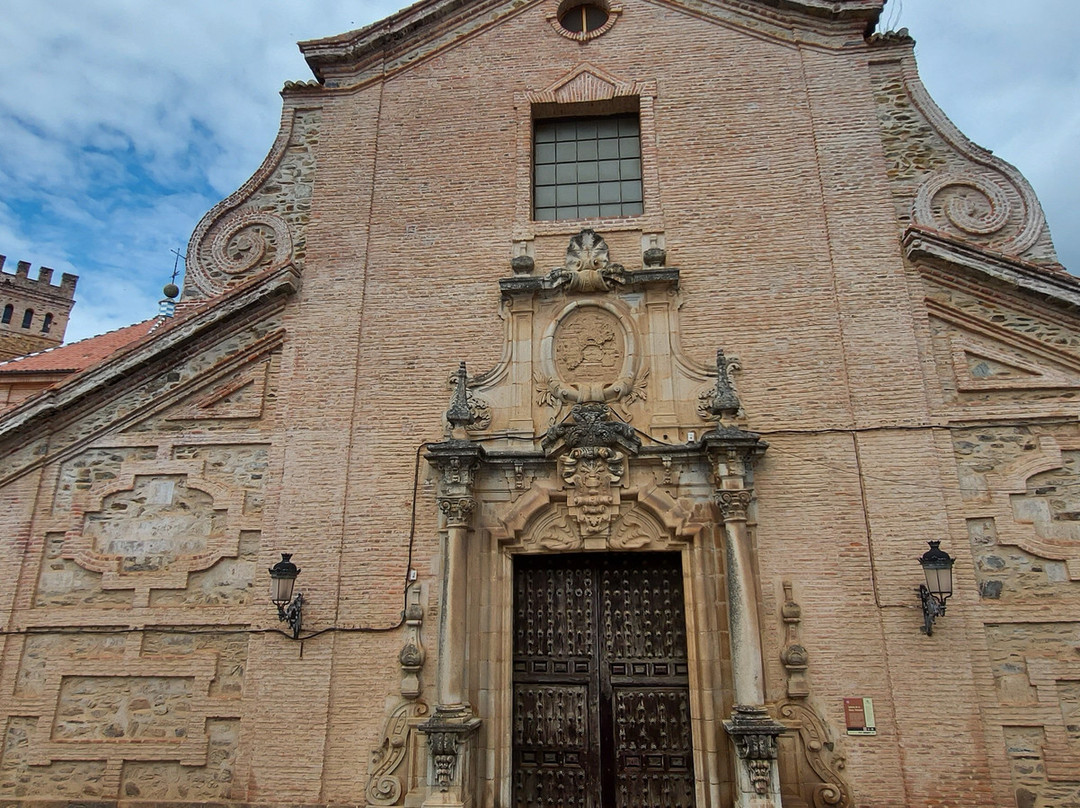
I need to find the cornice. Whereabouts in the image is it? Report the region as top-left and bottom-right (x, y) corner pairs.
(0, 265), (299, 443)
(905, 227), (1080, 313)
(299, 0), (884, 85)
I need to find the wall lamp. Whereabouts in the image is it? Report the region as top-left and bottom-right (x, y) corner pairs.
(268, 553), (303, 639)
(917, 541), (955, 636)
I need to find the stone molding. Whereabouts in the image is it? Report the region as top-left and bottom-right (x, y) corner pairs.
(59, 459), (256, 603)
(884, 57), (1051, 262)
(185, 107), (317, 299)
(0, 265), (297, 448)
(980, 436), (1080, 580)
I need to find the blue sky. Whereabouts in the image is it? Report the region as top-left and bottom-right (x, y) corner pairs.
(1, 1), (1076, 343)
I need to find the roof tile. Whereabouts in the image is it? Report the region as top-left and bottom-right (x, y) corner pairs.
(0, 319), (162, 375)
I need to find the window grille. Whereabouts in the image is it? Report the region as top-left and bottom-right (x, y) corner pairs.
(534, 114), (642, 221)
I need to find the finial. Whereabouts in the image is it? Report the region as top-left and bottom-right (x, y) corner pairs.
(158, 248), (185, 317)
(445, 361), (475, 434)
(705, 349), (740, 419)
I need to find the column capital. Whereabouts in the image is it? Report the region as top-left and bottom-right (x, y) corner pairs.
(437, 496), (477, 529)
(715, 489), (752, 521)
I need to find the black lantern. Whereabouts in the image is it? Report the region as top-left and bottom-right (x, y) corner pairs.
(917, 541), (954, 636)
(269, 553), (303, 639)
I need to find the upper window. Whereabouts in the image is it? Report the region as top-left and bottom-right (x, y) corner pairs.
(1, 304), (11, 324)
(20, 308), (33, 329)
(533, 114), (643, 221)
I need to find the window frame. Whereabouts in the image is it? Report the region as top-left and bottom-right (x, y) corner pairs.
(513, 71), (663, 238)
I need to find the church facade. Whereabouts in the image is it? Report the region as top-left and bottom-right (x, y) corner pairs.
(1, 1), (1078, 806)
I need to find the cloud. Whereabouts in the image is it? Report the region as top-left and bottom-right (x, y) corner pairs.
(0, 1), (399, 341)
(0, 1), (1076, 343)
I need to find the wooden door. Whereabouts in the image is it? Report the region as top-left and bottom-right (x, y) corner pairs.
(512, 552), (695, 808)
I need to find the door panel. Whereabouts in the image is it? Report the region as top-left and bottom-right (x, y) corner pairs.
(513, 553), (695, 808)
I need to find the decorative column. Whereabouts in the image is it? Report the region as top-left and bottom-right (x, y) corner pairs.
(419, 363), (483, 807)
(703, 418), (785, 807)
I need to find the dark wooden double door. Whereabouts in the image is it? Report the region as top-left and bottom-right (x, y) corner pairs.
(512, 552), (695, 808)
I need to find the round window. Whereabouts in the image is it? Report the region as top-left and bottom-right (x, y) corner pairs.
(559, 2), (609, 34)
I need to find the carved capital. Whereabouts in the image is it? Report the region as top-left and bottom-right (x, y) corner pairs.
(716, 489), (752, 520)
(418, 711), (481, 792)
(438, 497), (476, 528)
(425, 441), (485, 500)
(724, 705), (786, 797)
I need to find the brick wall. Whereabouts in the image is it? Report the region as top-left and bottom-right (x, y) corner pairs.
(0, 1), (1075, 806)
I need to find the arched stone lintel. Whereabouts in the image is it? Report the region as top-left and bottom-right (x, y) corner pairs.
(492, 478), (703, 548)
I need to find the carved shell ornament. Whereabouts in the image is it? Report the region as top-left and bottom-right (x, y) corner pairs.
(548, 228), (627, 293)
(567, 227), (610, 271)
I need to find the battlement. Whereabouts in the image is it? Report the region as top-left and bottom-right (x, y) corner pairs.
(0, 255), (78, 298)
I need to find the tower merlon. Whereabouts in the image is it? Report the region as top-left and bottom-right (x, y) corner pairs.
(0, 255), (78, 299)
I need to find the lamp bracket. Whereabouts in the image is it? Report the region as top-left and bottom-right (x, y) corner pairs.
(918, 585), (946, 636)
(276, 591), (304, 639)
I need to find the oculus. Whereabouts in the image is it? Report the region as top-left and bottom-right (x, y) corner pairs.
(549, 0), (621, 41)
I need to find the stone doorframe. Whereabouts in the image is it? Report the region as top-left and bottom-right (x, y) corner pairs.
(421, 420), (786, 808)
(481, 466), (729, 808)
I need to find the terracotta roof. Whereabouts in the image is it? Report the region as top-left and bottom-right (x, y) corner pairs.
(0, 319), (163, 375)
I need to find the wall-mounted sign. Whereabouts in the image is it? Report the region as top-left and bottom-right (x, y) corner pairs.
(843, 697), (876, 736)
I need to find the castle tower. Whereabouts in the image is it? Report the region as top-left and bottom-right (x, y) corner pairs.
(0, 255), (77, 361)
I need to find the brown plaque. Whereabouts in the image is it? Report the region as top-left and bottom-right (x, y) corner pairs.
(843, 697), (877, 736)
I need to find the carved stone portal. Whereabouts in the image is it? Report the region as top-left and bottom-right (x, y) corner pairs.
(417, 229), (771, 808)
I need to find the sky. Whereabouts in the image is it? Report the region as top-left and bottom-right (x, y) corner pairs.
(0, 1), (1076, 344)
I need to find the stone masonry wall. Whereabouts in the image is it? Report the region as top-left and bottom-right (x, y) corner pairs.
(915, 265), (1080, 806)
(0, 306), (283, 804)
